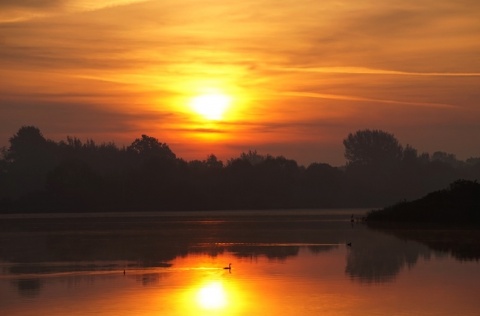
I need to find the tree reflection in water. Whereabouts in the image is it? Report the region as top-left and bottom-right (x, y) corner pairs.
(368, 224), (480, 262)
(344, 230), (430, 283)
(2, 212), (480, 299)
(13, 278), (43, 297)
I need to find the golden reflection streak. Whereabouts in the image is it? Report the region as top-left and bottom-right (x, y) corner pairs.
(181, 278), (245, 315)
(196, 281), (227, 309)
(175, 259), (246, 316)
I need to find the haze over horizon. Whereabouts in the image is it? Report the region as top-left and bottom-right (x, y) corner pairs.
(1, 0), (479, 166)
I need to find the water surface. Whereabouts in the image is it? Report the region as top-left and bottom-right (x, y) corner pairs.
(1, 209), (479, 315)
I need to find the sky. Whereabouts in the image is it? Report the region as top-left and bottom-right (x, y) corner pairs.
(1, 0), (479, 166)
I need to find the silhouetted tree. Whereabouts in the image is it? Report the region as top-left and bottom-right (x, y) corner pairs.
(303, 163), (344, 207)
(205, 154), (223, 170)
(466, 157), (480, 166)
(184, 154), (225, 209)
(0, 146), (7, 181)
(254, 155), (300, 208)
(188, 154), (223, 174)
(127, 135), (176, 161)
(122, 135), (182, 210)
(239, 149), (264, 165)
(367, 179), (480, 224)
(392, 144), (431, 200)
(7, 126), (47, 159)
(1, 125), (478, 212)
(465, 157), (480, 181)
(222, 155), (256, 208)
(4, 126), (58, 197)
(46, 158), (102, 211)
(343, 130), (404, 206)
(343, 129), (403, 167)
(56, 137), (123, 172)
(0, 147), (10, 210)
(432, 151), (463, 168)
(402, 144), (418, 164)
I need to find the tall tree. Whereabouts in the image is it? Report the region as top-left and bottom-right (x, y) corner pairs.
(7, 126), (48, 162)
(5, 126), (57, 197)
(46, 158), (102, 211)
(343, 129), (403, 167)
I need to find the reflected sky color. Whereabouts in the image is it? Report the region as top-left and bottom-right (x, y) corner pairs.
(2, 247), (480, 315)
(1, 0), (479, 164)
(1, 211), (480, 315)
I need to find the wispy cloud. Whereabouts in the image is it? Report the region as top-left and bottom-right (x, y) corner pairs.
(280, 91), (458, 109)
(272, 66), (480, 77)
(0, 0), (148, 23)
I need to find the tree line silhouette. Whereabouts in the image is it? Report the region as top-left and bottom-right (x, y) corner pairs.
(0, 126), (479, 213)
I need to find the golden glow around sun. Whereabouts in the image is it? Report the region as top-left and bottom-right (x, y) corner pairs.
(190, 93), (231, 121)
(196, 281), (228, 310)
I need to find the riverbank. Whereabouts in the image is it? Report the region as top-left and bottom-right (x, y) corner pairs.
(366, 180), (480, 225)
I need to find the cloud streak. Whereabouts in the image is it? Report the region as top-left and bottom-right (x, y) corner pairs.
(280, 91), (458, 109)
(0, 0), (149, 23)
(273, 66), (480, 77)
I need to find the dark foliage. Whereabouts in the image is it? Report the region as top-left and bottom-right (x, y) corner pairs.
(0, 126), (479, 213)
(367, 180), (480, 224)
(343, 129), (403, 167)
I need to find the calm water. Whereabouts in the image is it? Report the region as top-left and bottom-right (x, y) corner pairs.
(1, 209), (480, 315)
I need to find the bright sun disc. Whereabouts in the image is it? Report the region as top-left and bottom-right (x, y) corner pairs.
(197, 282), (227, 309)
(190, 93), (231, 120)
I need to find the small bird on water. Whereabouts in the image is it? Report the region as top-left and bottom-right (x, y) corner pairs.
(346, 242), (352, 247)
(224, 263), (232, 270)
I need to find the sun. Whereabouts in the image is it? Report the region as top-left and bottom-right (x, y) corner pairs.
(190, 93), (231, 121)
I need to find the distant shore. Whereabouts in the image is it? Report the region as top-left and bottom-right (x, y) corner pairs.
(366, 179), (480, 225)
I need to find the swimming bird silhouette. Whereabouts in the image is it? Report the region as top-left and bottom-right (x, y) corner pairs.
(346, 242), (352, 247)
(223, 263), (232, 270)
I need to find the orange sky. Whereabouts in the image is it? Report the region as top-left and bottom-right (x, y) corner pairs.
(1, 0), (479, 165)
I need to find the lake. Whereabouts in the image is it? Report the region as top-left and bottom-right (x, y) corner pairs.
(1, 209), (480, 315)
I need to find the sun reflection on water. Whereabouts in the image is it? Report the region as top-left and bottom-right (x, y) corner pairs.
(196, 281), (227, 310)
(175, 257), (246, 315)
